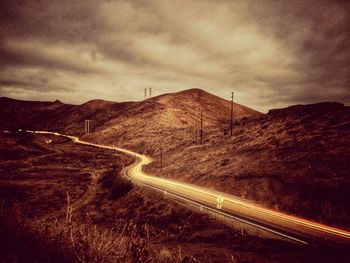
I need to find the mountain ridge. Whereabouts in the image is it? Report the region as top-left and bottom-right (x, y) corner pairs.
(0, 89), (261, 134)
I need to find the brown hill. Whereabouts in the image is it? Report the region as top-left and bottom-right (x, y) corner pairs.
(144, 102), (350, 229)
(0, 97), (74, 131)
(57, 99), (135, 134)
(0, 97), (135, 134)
(151, 88), (260, 127)
(82, 89), (261, 152)
(0, 89), (259, 136)
(97, 88), (259, 131)
(1, 92), (350, 230)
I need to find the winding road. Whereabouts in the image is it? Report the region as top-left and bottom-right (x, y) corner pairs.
(27, 130), (350, 247)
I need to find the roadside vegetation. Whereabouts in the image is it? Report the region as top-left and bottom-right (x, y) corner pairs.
(0, 132), (347, 262)
(99, 166), (133, 200)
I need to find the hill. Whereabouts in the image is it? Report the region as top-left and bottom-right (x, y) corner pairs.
(82, 89), (259, 150)
(144, 102), (350, 229)
(2, 91), (349, 229)
(0, 89), (261, 151)
(0, 97), (136, 134)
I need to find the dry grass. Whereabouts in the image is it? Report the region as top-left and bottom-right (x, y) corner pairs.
(0, 201), (182, 263)
(0, 133), (207, 262)
(1, 132), (346, 262)
(144, 103), (350, 229)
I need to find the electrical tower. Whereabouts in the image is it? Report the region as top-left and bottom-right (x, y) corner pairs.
(144, 88), (147, 99)
(149, 87), (152, 97)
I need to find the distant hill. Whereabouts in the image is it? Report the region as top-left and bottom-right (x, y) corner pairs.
(151, 88), (260, 127)
(0, 89), (260, 136)
(0, 97), (135, 134)
(79, 89), (261, 151)
(0, 97), (75, 131)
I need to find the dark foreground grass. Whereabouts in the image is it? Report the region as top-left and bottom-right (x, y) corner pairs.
(0, 203), (182, 263)
(1, 133), (349, 263)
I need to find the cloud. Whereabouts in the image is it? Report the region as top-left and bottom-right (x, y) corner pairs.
(1, 39), (104, 74)
(0, 72), (75, 93)
(0, 0), (349, 112)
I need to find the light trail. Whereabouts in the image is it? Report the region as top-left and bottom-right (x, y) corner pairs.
(23, 130), (350, 246)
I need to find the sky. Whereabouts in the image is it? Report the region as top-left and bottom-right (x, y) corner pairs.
(0, 0), (349, 112)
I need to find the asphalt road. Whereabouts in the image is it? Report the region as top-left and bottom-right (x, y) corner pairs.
(27, 130), (350, 247)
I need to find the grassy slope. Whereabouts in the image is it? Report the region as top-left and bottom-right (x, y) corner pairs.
(0, 97), (135, 136)
(1, 132), (341, 262)
(2, 92), (349, 229)
(83, 89), (261, 156)
(145, 102), (350, 229)
(1, 92), (350, 259)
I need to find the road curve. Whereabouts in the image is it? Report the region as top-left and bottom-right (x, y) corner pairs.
(27, 130), (350, 247)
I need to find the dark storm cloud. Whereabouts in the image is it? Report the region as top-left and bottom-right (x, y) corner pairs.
(0, 41), (103, 74)
(0, 0), (100, 42)
(0, 79), (32, 88)
(0, 76), (74, 93)
(243, 0), (350, 106)
(0, 0), (349, 111)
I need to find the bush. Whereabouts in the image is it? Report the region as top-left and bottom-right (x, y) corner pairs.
(99, 167), (133, 200)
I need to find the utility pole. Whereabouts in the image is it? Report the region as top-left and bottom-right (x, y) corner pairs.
(149, 87), (152, 97)
(230, 91), (234, 137)
(84, 120), (91, 134)
(160, 145), (163, 169)
(200, 109), (203, 144)
(195, 108), (199, 144)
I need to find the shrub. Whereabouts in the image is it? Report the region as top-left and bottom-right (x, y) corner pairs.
(99, 167), (133, 200)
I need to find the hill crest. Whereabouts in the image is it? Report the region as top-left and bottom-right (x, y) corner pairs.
(0, 89), (261, 134)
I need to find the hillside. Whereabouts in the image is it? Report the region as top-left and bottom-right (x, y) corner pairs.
(0, 89), (261, 151)
(0, 97), (135, 135)
(1, 132), (333, 263)
(2, 91), (349, 229)
(83, 89), (261, 152)
(0, 89), (258, 134)
(152, 88), (259, 126)
(145, 102), (350, 229)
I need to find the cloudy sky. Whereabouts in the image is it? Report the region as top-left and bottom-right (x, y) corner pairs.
(0, 0), (349, 112)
